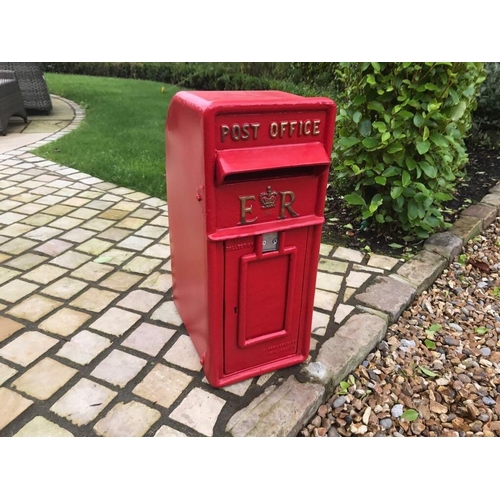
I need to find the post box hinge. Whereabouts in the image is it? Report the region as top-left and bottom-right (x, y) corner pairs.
(200, 353), (206, 365)
(196, 185), (204, 201)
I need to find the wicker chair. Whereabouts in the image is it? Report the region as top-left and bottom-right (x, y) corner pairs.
(0, 63), (52, 113)
(0, 70), (28, 136)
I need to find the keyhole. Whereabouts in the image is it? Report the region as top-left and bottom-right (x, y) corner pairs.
(234, 306), (238, 314)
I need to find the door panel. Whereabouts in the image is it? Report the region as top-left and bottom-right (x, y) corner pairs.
(223, 228), (309, 375)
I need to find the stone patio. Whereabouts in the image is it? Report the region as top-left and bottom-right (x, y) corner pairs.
(2, 95), (497, 437)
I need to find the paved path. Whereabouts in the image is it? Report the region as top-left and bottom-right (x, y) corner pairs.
(4, 96), (495, 437)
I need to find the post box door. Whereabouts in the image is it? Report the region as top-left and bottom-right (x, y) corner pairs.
(223, 227), (309, 375)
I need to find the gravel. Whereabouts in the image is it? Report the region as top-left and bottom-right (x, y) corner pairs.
(300, 216), (500, 437)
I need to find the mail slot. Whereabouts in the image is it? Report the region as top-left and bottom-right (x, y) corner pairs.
(165, 90), (336, 387)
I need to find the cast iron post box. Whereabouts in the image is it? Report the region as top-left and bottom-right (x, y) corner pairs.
(166, 90), (336, 388)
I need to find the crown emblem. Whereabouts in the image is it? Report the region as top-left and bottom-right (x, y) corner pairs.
(260, 186), (278, 209)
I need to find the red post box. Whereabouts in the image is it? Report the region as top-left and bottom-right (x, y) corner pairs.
(166, 90), (336, 388)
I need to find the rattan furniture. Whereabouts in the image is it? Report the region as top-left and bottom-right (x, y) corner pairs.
(0, 63), (52, 113)
(0, 70), (28, 136)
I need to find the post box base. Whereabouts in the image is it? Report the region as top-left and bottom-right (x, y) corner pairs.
(205, 352), (308, 388)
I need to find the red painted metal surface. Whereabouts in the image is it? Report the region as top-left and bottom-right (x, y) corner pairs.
(165, 90), (336, 387)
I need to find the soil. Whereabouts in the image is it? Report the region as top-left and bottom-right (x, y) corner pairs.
(321, 143), (500, 259)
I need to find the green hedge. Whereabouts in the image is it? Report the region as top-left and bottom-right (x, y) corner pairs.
(332, 62), (485, 239)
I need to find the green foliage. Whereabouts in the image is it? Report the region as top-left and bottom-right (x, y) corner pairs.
(401, 409), (419, 421)
(470, 62), (500, 148)
(332, 62), (486, 238)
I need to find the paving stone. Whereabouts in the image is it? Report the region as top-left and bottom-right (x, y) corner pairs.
(307, 313), (388, 391)
(0, 212), (27, 225)
(332, 247), (364, 263)
(315, 272), (343, 293)
(125, 192), (149, 201)
(75, 238), (114, 255)
(424, 231), (463, 262)
(94, 401), (161, 437)
(69, 262), (113, 283)
(313, 289), (338, 311)
(85, 200), (114, 210)
(23, 264), (67, 285)
(0, 317), (24, 343)
(0, 362), (17, 385)
(99, 209), (130, 221)
(170, 388), (225, 436)
(227, 376), (323, 437)
(163, 335), (202, 371)
(50, 251), (92, 269)
(39, 308), (91, 337)
(151, 301), (183, 326)
(449, 216), (482, 243)
(57, 330), (111, 365)
(122, 256), (161, 274)
(118, 236), (153, 251)
(23, 213), (55, 227)
(131, 208), (159, 220)
(94, 249), (135, 266)
(0, 253), (9, 264)
(154, 426), (186, 437)
(354, 275), (416, 323)
(8, 294), (63, 322)
(0, 237), (38, 255)
(117, 290), (163, 313)
(135, 225), (168, 239)
(91, 349), (147, 388)
(35, 194), (67, 206)
(353, 264), (384, 274)
(35, 239), (73, 257)
(0, 266), (21, 285)
(0, 331), (59, 367)
(80, 218), (115, 231)
(112, 201), (140, 212)
(396, 250), (448, 295)
(0, 223), (35, 237)
(99, 227), (132, 242)
(70, 288), (118, 313)
(14, 416), (74, 437)
(12, 358), (77, 400)
(0, 199), (22, 210)
(4, 254), (47, 272)
(51, 378), (117, 426)
(344, 287), (356, 301)
(461, 203), (497, 228)
(100, 271), (141, 292)
(43, 205), (76, 216)
(346, 271), (371, 288)
(311, 310), (330, 336)
(122, 323), (175, 357)
(101, 194), (121, 202)
(143, 244), (170, 259)
(139, 272), (172, 293)
(13, 202), (46, 215)
(222, 378), (253, 397)
(62, 197), (90, 208)
(89, 307), (141, 336)
(334, 304), (355, 324)
(0, 388), (33, 431)
(24, 226), (63, 242)
(116, 217), (147, 230)
(133, 364), (192, 409)
(61, 228), (96, 243)
(42, 277), (88, 300)
(49, 216), (82, 230)
(150, 216), (169, 227)
(0, 279), (39, 303)
(69, 208), (100, 220)
(317, 258), (348, 274)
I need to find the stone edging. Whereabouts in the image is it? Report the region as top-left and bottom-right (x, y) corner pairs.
(227, 188), (500, 436)
(6, 95), (85, 154)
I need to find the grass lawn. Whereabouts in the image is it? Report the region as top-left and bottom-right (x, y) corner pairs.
(35, 73), (180, 200)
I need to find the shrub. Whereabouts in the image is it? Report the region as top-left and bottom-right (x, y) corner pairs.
(332, 62), (486, 239)
(470, 62), (500, 148)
